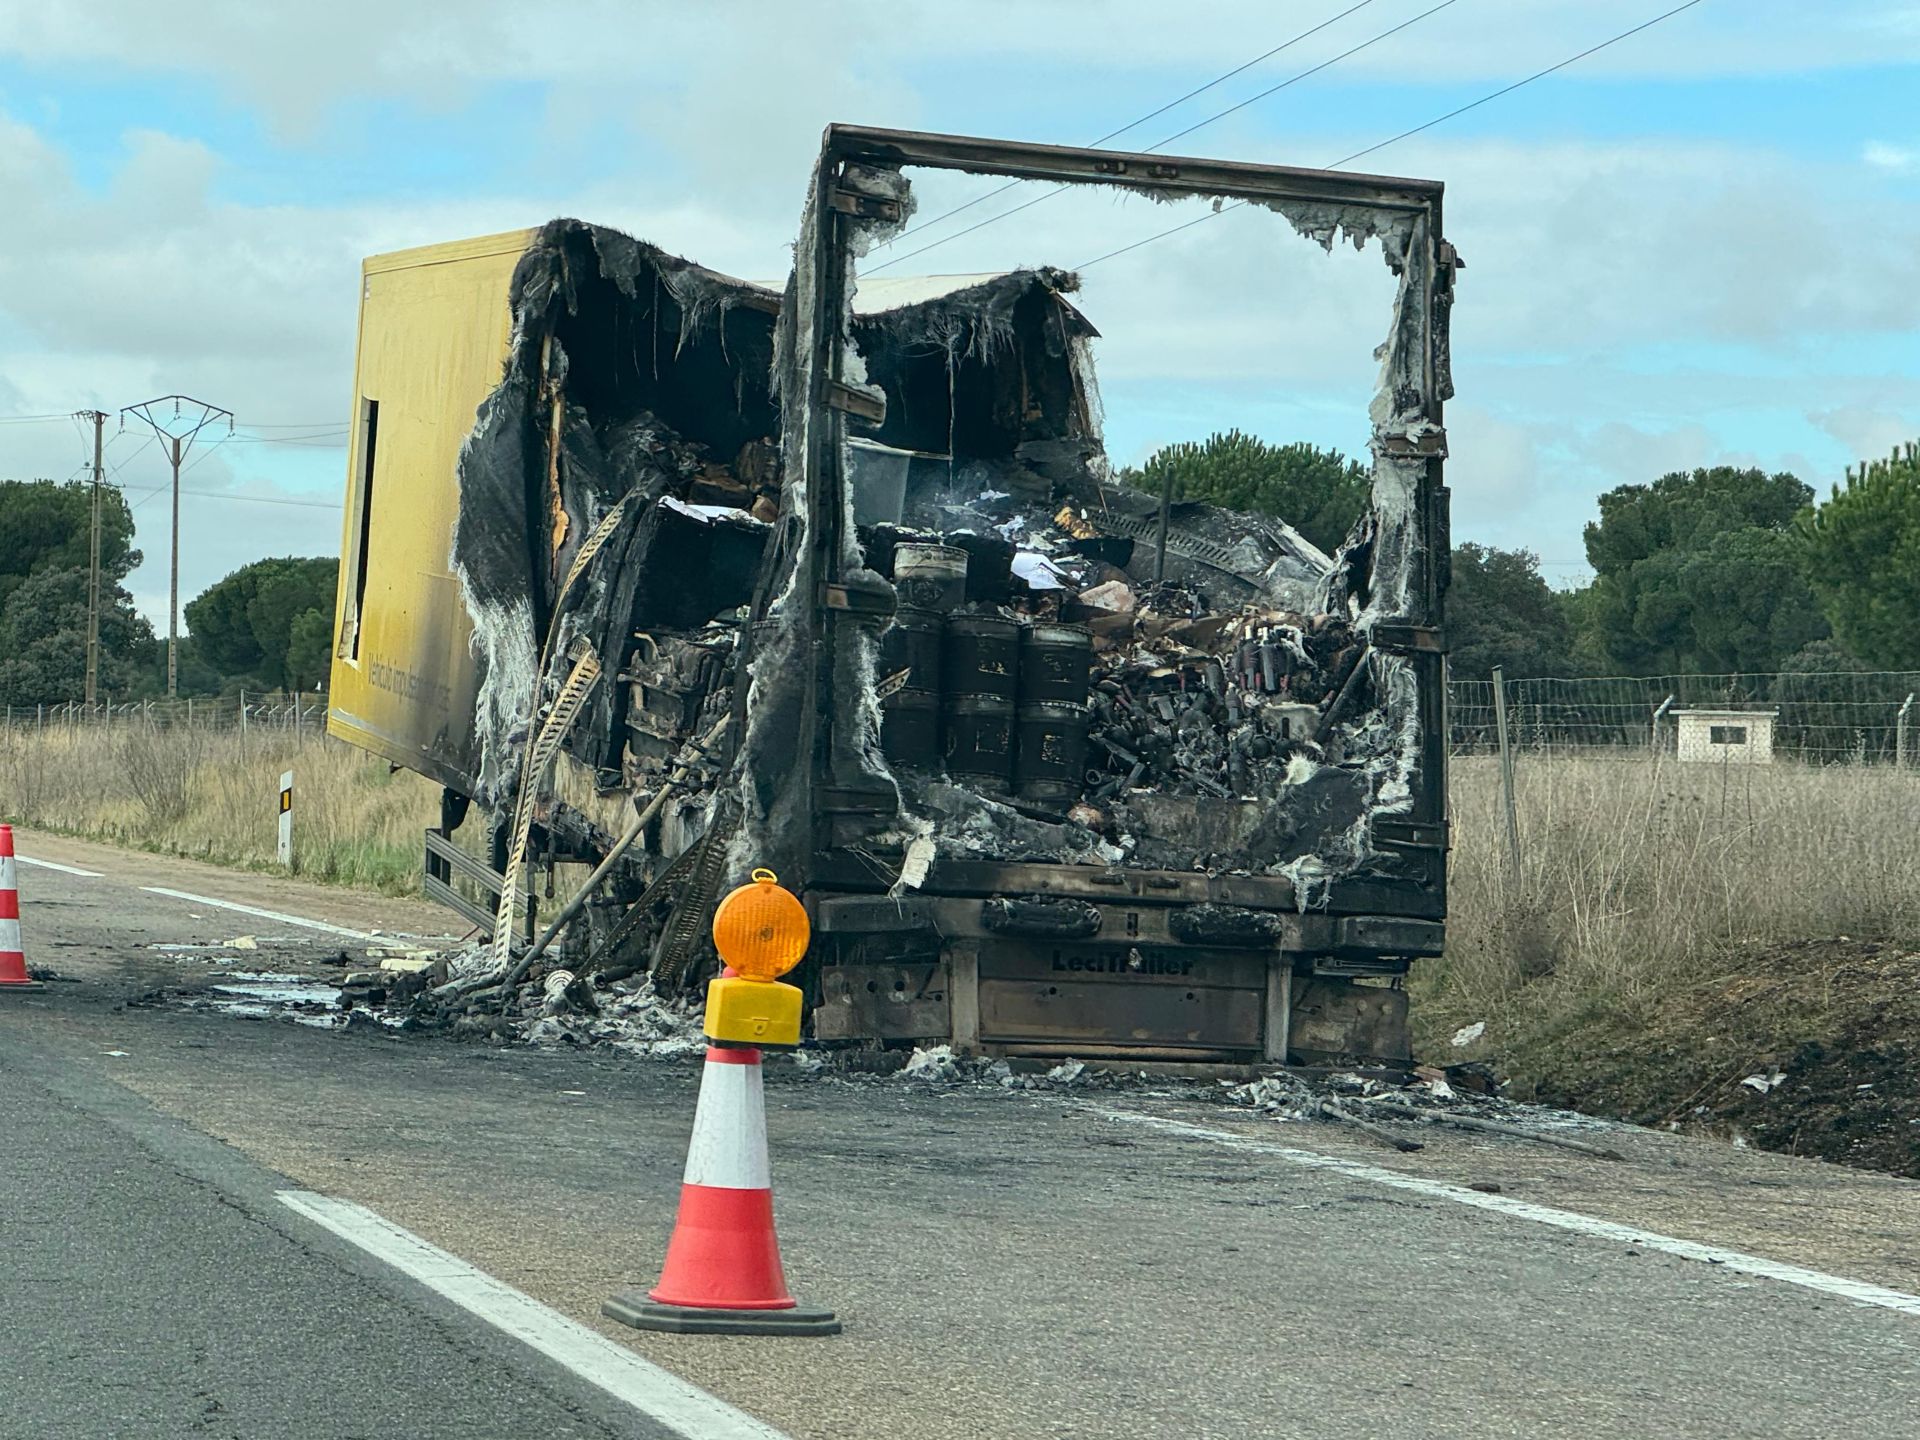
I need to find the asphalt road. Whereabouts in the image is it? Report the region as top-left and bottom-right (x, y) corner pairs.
(5, 828), (1920, 1439)
(0, 1037), (706, 1439)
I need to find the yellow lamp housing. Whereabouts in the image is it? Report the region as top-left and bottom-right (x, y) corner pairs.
(705, 974), (804, 1049)
(705, 869), (811, 1047)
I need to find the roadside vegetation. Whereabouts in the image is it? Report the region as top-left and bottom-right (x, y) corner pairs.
(1425, 754), (1920, 1174)
(0, 723), (438, 894)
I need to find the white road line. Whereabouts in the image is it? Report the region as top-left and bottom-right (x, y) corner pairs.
(15, 855), (105, 877)
(278, 1191), (790, 1440)
(1096, 1107), (1920, 1318)
(140, 887), (378, 943)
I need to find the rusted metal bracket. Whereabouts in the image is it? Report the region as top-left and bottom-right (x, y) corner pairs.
(821, 573), (896, 616)
(1377, 427), (1448, 459)
(828, 186), (903, 222)
(1371, 818), (1450, 852)
(825, 378), (886, 425)
(1368, 622), (1444, 654)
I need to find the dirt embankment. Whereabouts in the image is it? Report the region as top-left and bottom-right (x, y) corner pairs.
(1500, 939), (1920, 1178)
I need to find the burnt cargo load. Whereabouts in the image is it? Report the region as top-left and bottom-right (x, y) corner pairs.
(330, 127), (1455, 1066)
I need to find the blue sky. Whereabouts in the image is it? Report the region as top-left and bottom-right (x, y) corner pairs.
(1, 0), (1915, 618)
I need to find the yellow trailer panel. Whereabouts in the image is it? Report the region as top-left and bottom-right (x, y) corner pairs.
(328, 229), (535, 791)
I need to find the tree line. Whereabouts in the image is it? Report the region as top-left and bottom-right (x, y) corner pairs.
(8, 434), (1916, 704)
(1122, 430), (1920, 681)
(0, 477), (337, 706)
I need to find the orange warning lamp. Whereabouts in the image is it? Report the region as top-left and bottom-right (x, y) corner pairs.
(705, 869), (809, 1047)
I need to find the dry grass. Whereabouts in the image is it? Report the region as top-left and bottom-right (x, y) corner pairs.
(0, 722), (441, 894)
(1421, 752), (1920, 1064)
(7, 718), (1914, 1060)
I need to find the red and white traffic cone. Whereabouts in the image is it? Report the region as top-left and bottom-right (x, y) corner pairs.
(0, 825), (45, 993)
(603, 1043), (838, 1335)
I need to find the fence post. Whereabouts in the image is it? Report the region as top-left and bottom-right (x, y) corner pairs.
(1899, 693), (1915, 771)
(1650, 694), (1675, 755)
(1491, 665), (1523, 891)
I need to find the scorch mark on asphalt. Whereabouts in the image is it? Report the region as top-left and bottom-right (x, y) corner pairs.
(1094, 1107), (1920, 1317)
(279, 1191), (791, 1440)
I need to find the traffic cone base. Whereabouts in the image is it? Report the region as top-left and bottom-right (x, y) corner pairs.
(604, 1044), (839, 1337)
(0, 825), (43, 993)
(601, 1294), (840, 1336)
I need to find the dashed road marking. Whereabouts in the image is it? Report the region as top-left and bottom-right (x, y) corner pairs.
(278, 1191), (789, 1440)
(15, 855), (105, 877)
(139, 887), (379, 943)
(1094, 1107), (1920, 1318)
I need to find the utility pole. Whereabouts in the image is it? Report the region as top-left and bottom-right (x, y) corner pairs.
(77, 410), (108, 706)
(121, 395), (233, 698)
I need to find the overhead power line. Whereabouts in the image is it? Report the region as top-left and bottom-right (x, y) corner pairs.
(1075, 0), (1710, 271)
(226, 431), (350, 446)
(182, 434), (232, 476)
(872, 0), (1380, 254)
(105, 436), (157, 478)
(120, 479), (339, 511)
(1327, 0), (1709, 168)
(869, 0), (1459, 274)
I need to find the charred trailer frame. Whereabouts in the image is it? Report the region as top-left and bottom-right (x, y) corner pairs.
(733, 127), (1456, 1067)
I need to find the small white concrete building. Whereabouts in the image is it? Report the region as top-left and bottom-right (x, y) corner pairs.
(1674, 708), (1778, 765)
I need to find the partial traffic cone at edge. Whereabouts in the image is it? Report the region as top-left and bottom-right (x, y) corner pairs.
(0, 824), (45, 991)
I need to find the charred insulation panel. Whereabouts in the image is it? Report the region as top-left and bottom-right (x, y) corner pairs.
(434, 218), (1113, 874)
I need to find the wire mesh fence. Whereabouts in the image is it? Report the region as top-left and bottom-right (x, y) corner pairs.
(6, 670), (1916, 768)
(0, 691), (330, 735)
(1450, 670), (1920, 765)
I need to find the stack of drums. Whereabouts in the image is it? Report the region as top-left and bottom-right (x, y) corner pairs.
(877, 540), (1094, 806)
(881, 542), (967, 770)
(942, 614), (1020, 788)
(1015, 622), (1093, 808)
(880, 606), (942, 768)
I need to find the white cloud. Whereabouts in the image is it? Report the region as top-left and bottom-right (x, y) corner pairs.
(3, 7), (1919, 624)
(1864, 140), (1918, 172)
(3, 1), (1914, 135)
(1811, 404), (1920, 464)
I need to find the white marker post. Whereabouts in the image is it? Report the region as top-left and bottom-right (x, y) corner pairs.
(277, 769), (294, 867)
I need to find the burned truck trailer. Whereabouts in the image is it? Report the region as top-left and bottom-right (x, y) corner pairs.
(329, 127), (1456, 1066)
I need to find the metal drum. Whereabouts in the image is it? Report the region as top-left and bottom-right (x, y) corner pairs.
(881, 687), (941, 769)
(1015, 700), (1091, 805)
(945, 532), (1014, 604)
(944, 694), (1015, 784)
(942, 614), (1020, 702)
(1019, 621), (1093, 705)
(880, 606), (942, 692)
(892, 543), (968, 612)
